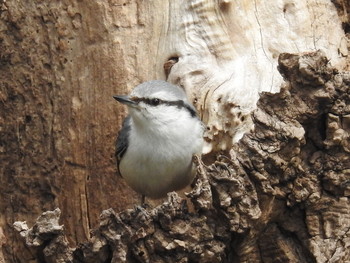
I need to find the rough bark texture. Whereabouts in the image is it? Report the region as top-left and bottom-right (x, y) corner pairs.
(164, 0), (348, 153)
(13, 51), (350, 262)
(1, 0), (349, 262)
(0, 1), (141, 261)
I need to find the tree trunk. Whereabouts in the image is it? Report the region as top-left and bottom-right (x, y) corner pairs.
(1, 0), (349, 262)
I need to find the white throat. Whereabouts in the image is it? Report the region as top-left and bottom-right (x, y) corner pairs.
(120, 106), (204, 198)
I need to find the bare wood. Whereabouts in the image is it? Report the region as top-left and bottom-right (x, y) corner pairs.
(0, 0), (349, 262)
(13, 51), (350, 262)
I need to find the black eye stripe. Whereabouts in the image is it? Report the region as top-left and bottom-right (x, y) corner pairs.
(132, 97), (163, 105)
(131, 97), (197, 117)
(151, 98), (160, 105)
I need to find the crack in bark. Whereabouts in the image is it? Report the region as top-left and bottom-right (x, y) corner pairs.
(10, 51), (350, 263)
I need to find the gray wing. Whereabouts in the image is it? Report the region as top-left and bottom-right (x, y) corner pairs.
(116, 116), (131, 176)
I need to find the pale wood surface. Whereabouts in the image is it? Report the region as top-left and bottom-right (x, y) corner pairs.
(0, 0), (349, 262)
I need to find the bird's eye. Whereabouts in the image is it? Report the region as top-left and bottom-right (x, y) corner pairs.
(150, 98), (160, 106)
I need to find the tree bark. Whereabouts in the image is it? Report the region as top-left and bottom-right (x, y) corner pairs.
(12, 51), (350, 262)
(1, 0), (349, 262)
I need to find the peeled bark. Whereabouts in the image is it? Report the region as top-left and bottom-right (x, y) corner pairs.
(1, 0), (349, 262)
(13, 51), (350, 262)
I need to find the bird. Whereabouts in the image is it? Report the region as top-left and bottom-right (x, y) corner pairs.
(113, 80), (204, 200)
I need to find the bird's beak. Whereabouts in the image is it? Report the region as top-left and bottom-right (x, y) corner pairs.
(113, 95), (138, 108)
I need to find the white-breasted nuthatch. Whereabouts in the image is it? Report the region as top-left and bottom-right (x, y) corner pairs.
(113, 80), (204, 199)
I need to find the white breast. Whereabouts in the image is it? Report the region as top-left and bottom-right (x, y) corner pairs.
(120, 109), (204, 198)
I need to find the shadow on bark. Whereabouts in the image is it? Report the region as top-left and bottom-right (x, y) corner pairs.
(13, 51), (350, 263)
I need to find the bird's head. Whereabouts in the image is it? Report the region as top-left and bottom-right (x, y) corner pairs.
(114, 80), (197, 126)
